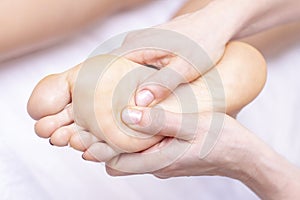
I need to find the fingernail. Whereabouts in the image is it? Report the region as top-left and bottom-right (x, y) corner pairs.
(136, 90), (154, 106)
(122, 108), (142, 125)
(49, 139), (54, 146)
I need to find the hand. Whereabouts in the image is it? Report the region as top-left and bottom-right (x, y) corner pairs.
(115, 0), (300, 108)
(106, 110), (253, 177)
(115, 7), (231, 107)
(105, 109), (300, 199)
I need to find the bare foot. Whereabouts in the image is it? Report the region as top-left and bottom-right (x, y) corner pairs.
(27, 41), (266, 162)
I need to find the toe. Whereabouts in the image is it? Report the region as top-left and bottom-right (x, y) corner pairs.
(27, 72), (71, 120)
(35, 105), (73, 138)
(49, 123), (76, 147)
(69, 130), (100, 151)
(27, 65), (81, 120)
(82, 142), (120, 162)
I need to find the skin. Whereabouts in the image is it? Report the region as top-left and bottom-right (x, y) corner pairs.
(106, 113), (300, 200)
(0, 0), (147, 60)
(1, 0), (299, 61)
(24, 0), (300, 198)
(106, 1), (300, 198)
(27, 41), (266, 154)
(124, 0), (300, 108)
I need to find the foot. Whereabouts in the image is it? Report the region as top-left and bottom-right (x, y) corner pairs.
(27, 41), (266, 162)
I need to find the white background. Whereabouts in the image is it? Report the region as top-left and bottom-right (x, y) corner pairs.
(0, 0), (299, 199)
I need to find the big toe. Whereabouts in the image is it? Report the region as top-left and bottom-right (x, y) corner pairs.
(27, 73), (70, 120)
(27, 66), (79, 120)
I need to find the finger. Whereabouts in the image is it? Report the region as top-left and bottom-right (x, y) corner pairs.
(121, 107), (205, 141)
(105, 165), (136, 177)
(106, 137), (190, 174)
(124, 49), (173, 68)
(111, 112), (227, 174)
(134, 57), (201, 107)
(136, 110), (225, 159)
(121, 107), (225, 156)
(113, 30), (174, 67)
(69, 130), (100, 152)
(82, 142), (120, 162)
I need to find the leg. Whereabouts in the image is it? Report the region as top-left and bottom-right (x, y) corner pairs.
(0, 0), (148, 59)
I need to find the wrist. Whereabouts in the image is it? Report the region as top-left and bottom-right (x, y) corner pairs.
(238, 136), (300, 199)
(212, 125), (300, 199)
(190, 0), (286, 41)
(190, 0), (259, 41)
(179, 0), (261, 62)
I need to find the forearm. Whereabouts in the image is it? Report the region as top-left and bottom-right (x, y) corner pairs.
(214, 125), (300, 199)
(234, 0), (300, 38)
(173, 0), (300, 40)
(241, 142), (300, 199)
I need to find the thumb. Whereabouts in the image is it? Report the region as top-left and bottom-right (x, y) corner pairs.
(135, 57), (201, 107)
(121, 106), (202, 141)
(121, 107), (227, 158)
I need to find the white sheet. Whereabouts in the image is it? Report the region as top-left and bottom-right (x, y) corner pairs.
(0, 0), (299, 199)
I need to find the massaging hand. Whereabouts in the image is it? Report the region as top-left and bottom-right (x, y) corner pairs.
(105, 112), (252, 178)
(117, 11), (228, 107)
(119, 0), (300, 107)
(105, 111), (300, 200)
